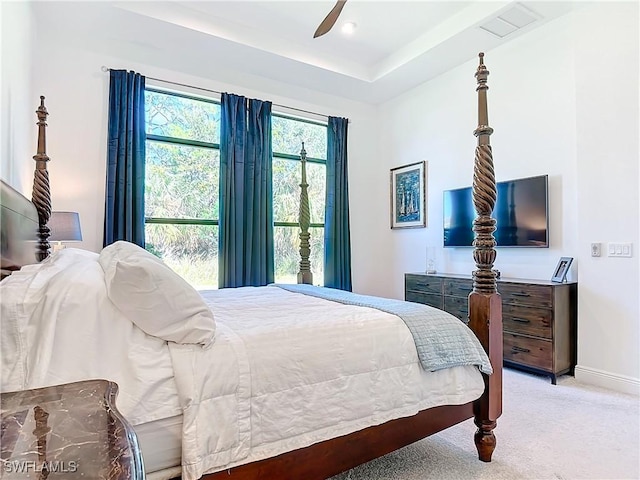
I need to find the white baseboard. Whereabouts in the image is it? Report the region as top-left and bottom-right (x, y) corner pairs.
(574, 365), (640, 396)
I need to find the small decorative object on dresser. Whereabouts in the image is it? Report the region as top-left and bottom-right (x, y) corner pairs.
(0, 379), (145, 479)
(390, 161), (427, 229)
(425, 245), (437, 274)
(406, 272), (578, 384)
(551, 256), (573, 283)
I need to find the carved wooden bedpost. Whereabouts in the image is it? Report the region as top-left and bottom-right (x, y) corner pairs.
(297, 142), (313, 284)
(469, 53), (503, 462)
(32, 96), (52, 261)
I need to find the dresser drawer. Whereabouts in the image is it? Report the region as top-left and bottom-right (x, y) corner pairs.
(405, 275), (443, 295)
(503, 304), (552, 339)
(406, 291), (443, 309)
(504, 333), (553, 371)
(499, 283), (552, 308)
(443, 278), (473, 297)
(444, 295), (468, 322)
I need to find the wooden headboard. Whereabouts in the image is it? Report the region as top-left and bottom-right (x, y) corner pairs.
(0, 181), (39, 274)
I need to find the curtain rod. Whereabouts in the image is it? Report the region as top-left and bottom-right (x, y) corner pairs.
(101, 66), (345, 122)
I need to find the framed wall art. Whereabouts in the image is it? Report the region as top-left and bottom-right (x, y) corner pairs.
(390, 161), (427, 229)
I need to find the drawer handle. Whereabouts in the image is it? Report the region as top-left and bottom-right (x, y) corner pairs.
(511, 292), (531, 297)
(511, 346), (531, 354)
(512, 318), (530, 324)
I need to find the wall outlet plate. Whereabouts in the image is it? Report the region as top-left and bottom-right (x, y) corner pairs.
(591, 243), (601, 257)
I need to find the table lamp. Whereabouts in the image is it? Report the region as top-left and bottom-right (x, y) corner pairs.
(49, 211), (83, 252)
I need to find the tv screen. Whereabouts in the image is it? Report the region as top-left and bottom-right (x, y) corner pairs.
(443, 174), (549, 248)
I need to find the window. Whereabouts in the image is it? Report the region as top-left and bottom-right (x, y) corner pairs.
(144, 89), (327, 287)
(272, 114), (327, 285)
(144, 89), (220, 288)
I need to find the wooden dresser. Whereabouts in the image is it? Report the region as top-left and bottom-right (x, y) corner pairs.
(405, 272), (577, 384)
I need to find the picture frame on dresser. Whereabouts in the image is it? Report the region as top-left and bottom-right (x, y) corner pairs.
(390, 161), (427, 229)
(551, 257), (573, 283)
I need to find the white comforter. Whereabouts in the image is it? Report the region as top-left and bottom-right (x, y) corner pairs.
(174, 287), (484, 479)
(0, 250), (484, 480)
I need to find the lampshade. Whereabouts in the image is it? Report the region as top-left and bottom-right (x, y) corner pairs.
(49, 211), (83, 242)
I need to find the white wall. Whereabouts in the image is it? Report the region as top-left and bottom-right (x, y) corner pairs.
(572, 3), (639, 392)
(378, 3), (639, 393)
(379, 10), (580, 294)
(0, 1), (35, 192)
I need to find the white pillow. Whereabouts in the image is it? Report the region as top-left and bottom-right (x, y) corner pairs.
(98, 241), (215, 347)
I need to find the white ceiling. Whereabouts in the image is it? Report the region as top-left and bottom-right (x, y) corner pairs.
(33, 1), (578, 104)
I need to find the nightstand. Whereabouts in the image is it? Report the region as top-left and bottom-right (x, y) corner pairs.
(1, 379), (145, 479)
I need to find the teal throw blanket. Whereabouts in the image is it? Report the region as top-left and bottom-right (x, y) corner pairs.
(273, 284), (492, 375)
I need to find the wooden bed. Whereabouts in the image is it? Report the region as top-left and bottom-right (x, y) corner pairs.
(0, 53), (502, 479)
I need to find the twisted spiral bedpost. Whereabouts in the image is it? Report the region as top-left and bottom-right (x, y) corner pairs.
(469, 53), (503, 463)
(472, 53), (498, 294)
(297, 142), (313, 284)
(32, 96), (51, 261)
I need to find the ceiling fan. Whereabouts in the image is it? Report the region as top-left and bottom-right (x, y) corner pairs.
(313, 0), (348, 38)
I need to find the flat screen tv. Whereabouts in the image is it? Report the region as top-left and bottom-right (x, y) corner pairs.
(443, 174), (549, 248)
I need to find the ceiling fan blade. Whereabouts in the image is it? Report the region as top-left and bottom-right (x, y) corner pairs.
(313, 0), (347, 38)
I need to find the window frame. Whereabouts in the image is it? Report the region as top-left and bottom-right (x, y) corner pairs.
(271, 112), (327, 229)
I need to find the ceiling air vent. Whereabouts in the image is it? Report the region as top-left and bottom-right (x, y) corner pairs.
(480, 4), (540, 38)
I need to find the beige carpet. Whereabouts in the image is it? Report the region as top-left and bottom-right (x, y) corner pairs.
(331, 369), (640, 480)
